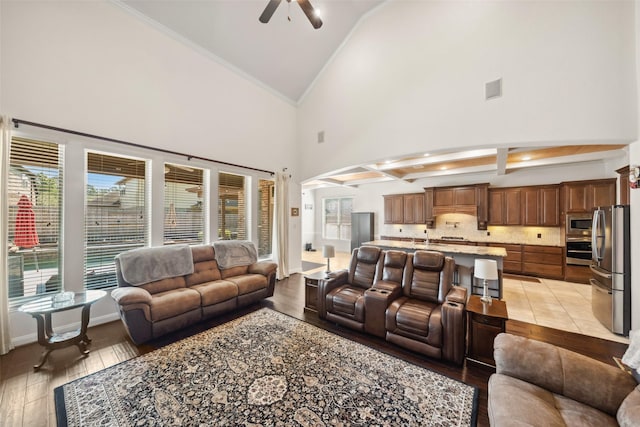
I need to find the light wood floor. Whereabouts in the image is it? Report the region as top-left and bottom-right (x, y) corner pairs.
(0, 273), (629, 426)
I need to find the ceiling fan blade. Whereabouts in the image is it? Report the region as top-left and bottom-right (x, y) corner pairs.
(297, 0), (323, 29)
(259, 0), (282, 24)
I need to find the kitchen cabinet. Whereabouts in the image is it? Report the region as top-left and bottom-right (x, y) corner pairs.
(488, 243), (522, 274)
(522, 245), (564, 279)
(617, 166), (630, 205)
(383, 193), (424, 224)
(403, 193), (425, 224)
(488, 188), (521, 225)
(383, 195), (404, 224)
(563, 179), (615, 213)
(522, 185), (560, 226)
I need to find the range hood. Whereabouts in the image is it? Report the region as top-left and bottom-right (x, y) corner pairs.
(425, 183), (489, 230)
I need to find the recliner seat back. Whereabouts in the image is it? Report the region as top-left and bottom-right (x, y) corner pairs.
(376, 250), (407, 284)
(403, 250), (454, 304)
(348, 246), (382, 288)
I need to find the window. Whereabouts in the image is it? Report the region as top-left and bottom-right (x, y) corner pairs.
(257, 179), (274, 257)
(323, 197), (353, 240)
(218, 172), (246, 240)
(7, 137), (64, 302)
(85, 152), (147, 290)
(164, 163), (205, 245)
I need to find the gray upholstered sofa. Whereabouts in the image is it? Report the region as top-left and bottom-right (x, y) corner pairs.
(488, 333), (640, 426)
(111, 244), (277, 344)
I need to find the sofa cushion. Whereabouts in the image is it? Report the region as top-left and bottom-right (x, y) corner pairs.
(191, 280), (238, 306)
(618, 386), (640, 427)
(220, 265), (250, 279)
(140, 276), (187, 295)
(149, 288), (201, 321)
(494, 333), (637, 416)
(388, 299), (442, 346)
(327, 285), (365, 321)
(186, 259), (222, 286)
(488, 373), (617, 427)
(225, 274), (267, 295)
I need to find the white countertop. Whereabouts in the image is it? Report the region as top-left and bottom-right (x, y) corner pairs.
(363, 240), (507, 258)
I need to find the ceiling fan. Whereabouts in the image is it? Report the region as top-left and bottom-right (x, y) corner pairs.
(259, 0), (323, 29)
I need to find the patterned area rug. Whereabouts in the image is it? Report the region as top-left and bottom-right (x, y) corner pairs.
(55, 309), (478, 426)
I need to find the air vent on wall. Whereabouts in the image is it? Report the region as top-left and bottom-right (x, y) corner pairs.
(317, 131), (325, 143)
(485, 78), (502, 100)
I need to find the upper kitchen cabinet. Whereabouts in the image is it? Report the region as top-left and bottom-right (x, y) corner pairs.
(384, 195), (404, 224)
(522, 185), (560, 227)
(383, 193), (425, 224)
(562, 179), (616, 213)
(488, 188), (522, 225)
(404, 193), (425, 224)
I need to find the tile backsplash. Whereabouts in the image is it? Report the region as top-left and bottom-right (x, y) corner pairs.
(380, 213), (563, 246)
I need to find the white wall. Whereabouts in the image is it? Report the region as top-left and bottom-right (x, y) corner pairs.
(297, 0), (637, 181)
(1, 1), (299, 343)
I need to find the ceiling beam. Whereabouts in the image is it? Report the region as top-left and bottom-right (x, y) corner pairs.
(496, 148), (509, 175)
(376, 148), (497, 171)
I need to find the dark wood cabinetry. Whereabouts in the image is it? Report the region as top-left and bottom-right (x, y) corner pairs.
(383, 195), (404, 224)
(617, 166), (630, 205)
(466, 295), (508, 366)
(490, 185), (559, 226)
(563, 179), (615, 213)
(522, 185), (560, 226)
(424, 184), (489, 230)
(404, 193), (425, 224)
(384, 193), (425, 224)
(522, 245), (564, 279)
(488, 243), (522, 274)
(488, 188), (521, 225)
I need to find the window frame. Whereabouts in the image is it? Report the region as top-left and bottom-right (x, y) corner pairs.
(322, 196), (353, 241)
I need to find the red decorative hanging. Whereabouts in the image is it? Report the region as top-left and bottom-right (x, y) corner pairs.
(14, 194), (39, 249)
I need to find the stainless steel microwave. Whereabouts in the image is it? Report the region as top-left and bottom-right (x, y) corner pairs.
(566, 213), (592, 237)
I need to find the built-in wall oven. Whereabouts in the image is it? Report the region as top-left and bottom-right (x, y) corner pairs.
(566, 238), (592, 266)
(566, 213), (593, 266)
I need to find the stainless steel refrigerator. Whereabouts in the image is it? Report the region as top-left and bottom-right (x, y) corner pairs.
(351, 212), (374, 252)
(590, 205), (631, 336)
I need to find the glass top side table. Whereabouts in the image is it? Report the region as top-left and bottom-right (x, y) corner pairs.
(19, 290), (107, 370)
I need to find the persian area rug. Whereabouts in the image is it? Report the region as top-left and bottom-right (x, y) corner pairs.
(55, 308), (478, 426)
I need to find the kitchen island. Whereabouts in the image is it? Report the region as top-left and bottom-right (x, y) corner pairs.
(363, 239), (508, 299)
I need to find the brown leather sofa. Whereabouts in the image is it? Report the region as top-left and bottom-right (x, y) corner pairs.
(489, 333), (639, 426)
(319, 247), (468, 365)
(318, 246), (383, 332)
(111, 245), (277, 344)
(385, 250), (467, 365)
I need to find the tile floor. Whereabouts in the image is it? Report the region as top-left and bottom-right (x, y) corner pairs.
(301, 250), (629, 344)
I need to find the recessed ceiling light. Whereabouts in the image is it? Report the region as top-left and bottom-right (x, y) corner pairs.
(385, 160), (392, 164)
(522, 156), (532, 161)
(424, 153), (430, 157)
(440, 166), (447, 170)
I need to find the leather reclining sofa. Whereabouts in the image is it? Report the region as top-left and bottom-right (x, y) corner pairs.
(489, 333), (640, 426)
(318, 246), (468, 365)
(111, 244), (277, 344)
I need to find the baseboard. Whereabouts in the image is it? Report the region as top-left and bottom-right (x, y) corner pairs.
(11, 312), (121, 347)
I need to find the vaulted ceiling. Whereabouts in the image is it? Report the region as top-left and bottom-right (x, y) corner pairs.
(116, 1), (629, 187)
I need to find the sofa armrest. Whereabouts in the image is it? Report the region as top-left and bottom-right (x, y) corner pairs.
(618, 386), (640, 427)
(317, 269), (348, 319)
(441, 298), (466, 364)
(494, 333), (638, 416)
(111, 287), (152, 305)
(445, 285), (467, 305)
(248, 261), (277, 276)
